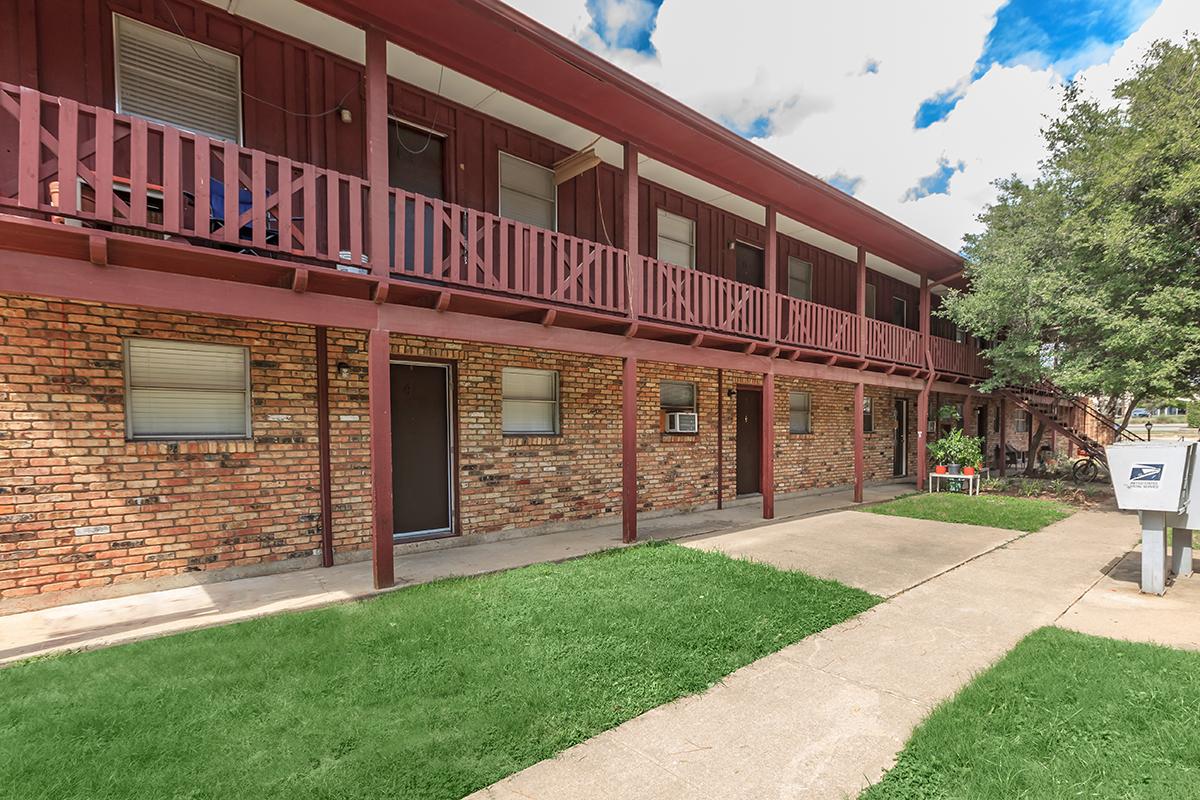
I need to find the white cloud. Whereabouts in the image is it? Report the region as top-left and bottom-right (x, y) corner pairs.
(507, 0), (1200, 252)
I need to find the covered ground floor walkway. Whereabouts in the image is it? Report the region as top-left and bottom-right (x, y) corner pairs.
(1, 482), (913, 664)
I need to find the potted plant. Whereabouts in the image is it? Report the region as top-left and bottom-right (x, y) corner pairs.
(959, 433), (984, 476)
(929, 436), (952, 474)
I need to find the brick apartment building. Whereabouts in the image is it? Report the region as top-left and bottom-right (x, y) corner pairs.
(1, 0), (1069, 612)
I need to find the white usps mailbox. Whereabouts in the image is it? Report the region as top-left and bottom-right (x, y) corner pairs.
(1107, 441), (1197, 595)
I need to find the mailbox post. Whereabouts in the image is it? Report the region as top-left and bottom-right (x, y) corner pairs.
(1106, 441), (1196, 595)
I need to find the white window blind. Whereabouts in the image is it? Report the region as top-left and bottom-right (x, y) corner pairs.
(788, 257), (812, 301)
(125, 339), (250, 439)
(656, 209), (695, 268)
(502, 367), (559, 434)
(789, 391), (811, 434)
(499, 154), (556, 230)
(113, 14), (243, 143)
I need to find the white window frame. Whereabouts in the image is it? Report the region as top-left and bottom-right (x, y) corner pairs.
(865, 284), (876, 318)
(787, 257), (813, 301)
(112, 14), (244, 144)
(789, 390), (812, 434)
(501, 367), (560, 436)
(124, 338), (251, 440)
(863, 396), (875, 433)
(1015, 411), (1031, 433)
(656, 208), (696, 268)
(498, 152), (557, 231)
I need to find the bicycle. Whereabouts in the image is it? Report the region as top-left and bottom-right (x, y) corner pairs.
(1071, 453), (1105, 483)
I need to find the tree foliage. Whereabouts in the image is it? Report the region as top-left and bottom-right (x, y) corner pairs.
(942, 37), (1200, 418)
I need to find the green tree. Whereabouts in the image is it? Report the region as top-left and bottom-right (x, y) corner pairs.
(943, 37), (1200, 440)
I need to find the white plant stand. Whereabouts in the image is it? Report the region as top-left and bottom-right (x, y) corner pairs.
(928, 472), (980, 496)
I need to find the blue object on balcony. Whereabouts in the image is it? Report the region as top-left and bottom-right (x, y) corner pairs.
(209, 178), (263, 240)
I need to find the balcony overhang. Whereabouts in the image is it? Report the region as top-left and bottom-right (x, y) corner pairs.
(302, 0), (963, 277)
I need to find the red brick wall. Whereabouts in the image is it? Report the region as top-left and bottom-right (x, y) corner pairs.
(1, 296), (921, 610)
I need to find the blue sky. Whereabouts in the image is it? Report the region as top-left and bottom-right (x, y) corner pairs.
(515, 0), (1194, 249)
(915, 0), (1161, 128)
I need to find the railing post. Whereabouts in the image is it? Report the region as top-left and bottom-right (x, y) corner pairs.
(623, 141), (640, 321)
(365, 26), (389, 274)
(856, 246), (867, 357)
(765, 204), (777, 344)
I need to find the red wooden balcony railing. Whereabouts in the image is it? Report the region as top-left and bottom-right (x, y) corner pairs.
(0, 82), (989, 377)
(639, 256), (771, 339)
(931, 336), (986, 377)
(389, 189), (627, 315)
(776, 296), (859, 355)
(865, 318), (923, 367)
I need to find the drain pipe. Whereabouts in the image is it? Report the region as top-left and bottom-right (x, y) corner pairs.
(316, 326), (334, 567)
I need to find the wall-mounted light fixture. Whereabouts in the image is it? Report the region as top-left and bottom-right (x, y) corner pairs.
(336, 361), (351, 378)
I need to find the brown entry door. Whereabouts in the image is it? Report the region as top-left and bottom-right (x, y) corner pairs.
(734, 242), (765, 288)
(736, 389), (762, 495)
(893, 398), (907, 477)
(390, 363), (453, 537)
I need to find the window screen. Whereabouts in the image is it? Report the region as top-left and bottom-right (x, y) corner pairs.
(502, 368), (559, 434)
(125, 338), (249, 439)
(656, 209), (695, 268)
(789, 391), (811, 434)
(499, 154), (556, 230)
(863, 396), (875, 433)
(788, 258), (812, 301)
(113, 14), (242, 142)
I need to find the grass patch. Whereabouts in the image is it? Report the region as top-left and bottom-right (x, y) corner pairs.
(861, 627), (1200, 799)
(0, 542), (878, 800)
(864, 492), (1072, 532)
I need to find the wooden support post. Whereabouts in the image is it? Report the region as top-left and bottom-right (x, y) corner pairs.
(856, 246), (867, 356)
(365, 27), (389, 273)
(623, 141), (641, 320)
(919, 275), (931, 357)
(368, 328), (394, 589)
(916, 387), (929, 491)
(963, 394), (974, 436)
(765, 205), (777, 344)
(999, 397), (1008, 476)
(621, 356), (638, 543)
(316, 326), (334, 568)
(853, 381), (865, 502)
(761, 371), (775, 519)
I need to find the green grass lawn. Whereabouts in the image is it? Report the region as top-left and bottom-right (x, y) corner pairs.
(862, 627), (1200, 799)
(0, 542), (879, 800)
(865, 492), (1072, 532)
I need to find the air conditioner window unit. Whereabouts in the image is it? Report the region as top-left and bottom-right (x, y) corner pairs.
(666, 411), (698, 433)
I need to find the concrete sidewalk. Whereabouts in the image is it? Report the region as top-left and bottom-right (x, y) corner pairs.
(471, 510), (1138, 800)
(0, 483), (910, 664)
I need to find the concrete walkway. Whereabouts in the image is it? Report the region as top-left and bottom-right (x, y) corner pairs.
(0, 483), (910, 664)
(471, 509), (1138, 800)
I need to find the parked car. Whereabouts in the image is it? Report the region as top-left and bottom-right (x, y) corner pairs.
(1132, 408), (1151, 418)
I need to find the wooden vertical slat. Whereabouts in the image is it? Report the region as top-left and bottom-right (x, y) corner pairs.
(250, 150), (267, 248)
(301, 163), (316, 257)
(162, 126), (180, 232)
(449, 205), (464, 284)
(349, 177), (363, 266)
(57, 98), (79, 216)
(413, 195), (426, 276)
(430, 199), (444, 279)
(277, 157), (293, 253)
(16, 87), (40, 209)
(222, 140), (239, 243)
(325, 173), (339, 261)
(129, 117), (148, 228)
(483, 211), (494, 288)
(94, 108), (114, 221)
(392, 190), (405, 273)
(192, 135), (210, 237)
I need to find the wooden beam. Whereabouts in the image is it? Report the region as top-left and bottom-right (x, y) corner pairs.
(368, 328), (394, 589)
(291, 268), (309, 293)
(916, 387), (929, 491)
(88, 234), (108, 266)
(316, 326), (334, 567)
(761, 371), (775, 519)
(621, 356), (638, 543)
(365, 27), (390, 275)
(623, 141), (640, 321)
(853, 381), (865, 502)
(856, 245), (867, 357)
(765, 205), (777, 344)
(541, 308), (557, 327)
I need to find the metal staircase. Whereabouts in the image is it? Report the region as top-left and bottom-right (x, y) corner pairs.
(1000, 381), (1144, 469)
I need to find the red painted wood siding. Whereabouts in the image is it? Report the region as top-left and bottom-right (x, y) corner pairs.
(0, 0), (919, 317)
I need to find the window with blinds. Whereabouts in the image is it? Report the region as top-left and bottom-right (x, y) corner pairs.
(113, 14), (243, 143)
(501, 367), (559, 435)
(788, 257), (812, 301)
(125, 339), (250, 439)
(499, 154), (556, 230)
(659, 381), (697, 413)
(656, 209), (695, 268)
(789, 391), (811, 434)
(863, 396), (875, 433)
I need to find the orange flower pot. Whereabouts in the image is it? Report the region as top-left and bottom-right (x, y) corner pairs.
(963, 466), (976, 476)
(934, 465), (948, 474)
